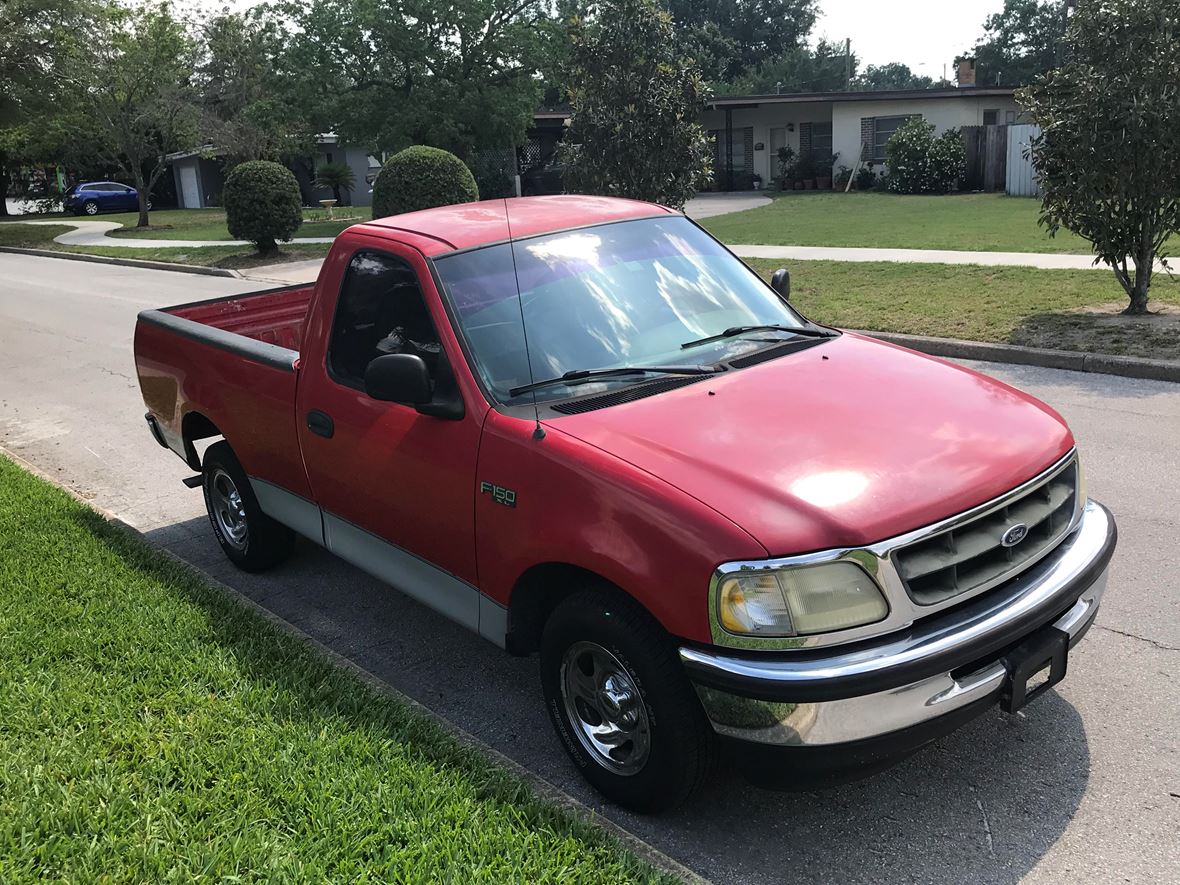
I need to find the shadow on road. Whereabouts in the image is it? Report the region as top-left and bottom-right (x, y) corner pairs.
(142, 517), (1091, 885)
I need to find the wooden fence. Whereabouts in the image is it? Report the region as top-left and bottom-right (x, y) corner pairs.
(961, 125), (1009, 192)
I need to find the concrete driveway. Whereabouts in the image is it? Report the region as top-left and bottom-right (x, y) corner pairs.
(0, 252), (1176, 883)
(685, 191), (771, 219)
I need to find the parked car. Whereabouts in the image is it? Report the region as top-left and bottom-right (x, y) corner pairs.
(520, 159), (565, 196)
(63, 181), (149, 216)
(134, 196), (1116, 813)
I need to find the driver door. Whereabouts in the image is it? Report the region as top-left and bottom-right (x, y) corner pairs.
(296, 244), (485, 629)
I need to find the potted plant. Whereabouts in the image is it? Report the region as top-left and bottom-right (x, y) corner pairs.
(796, 152), (815, 189)
(752, 173), (763, 190)
(815, 152), (838, 190)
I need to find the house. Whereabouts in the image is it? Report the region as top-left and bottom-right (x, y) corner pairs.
(526, 59), (1025, 192)
(167, 136), (383, 209)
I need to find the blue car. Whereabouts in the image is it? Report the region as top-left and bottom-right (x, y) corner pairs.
(63, 181), (151, 216)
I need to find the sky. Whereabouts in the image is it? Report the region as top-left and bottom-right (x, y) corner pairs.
(813, 0), (1008, 77)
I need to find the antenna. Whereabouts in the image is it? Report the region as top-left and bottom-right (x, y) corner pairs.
(502, 198), (546, 440)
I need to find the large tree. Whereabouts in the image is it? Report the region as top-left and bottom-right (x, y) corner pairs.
(665, 0), (818, 83)
(1020, 0), (1180, 315)
(854, 62), (939, 92)
(973, 0), (1066, 87)
(558, 0), (712, 209)
(61, 2), (199, 227)
(271, 0), (551, 162)
(718, 38), (856, 95)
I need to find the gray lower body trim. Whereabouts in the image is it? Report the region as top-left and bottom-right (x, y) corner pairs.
(252, 478), (324, 543)
(248, 477), (506, 647)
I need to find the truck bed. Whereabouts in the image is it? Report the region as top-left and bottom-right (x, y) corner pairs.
(167, 284), (315, 351)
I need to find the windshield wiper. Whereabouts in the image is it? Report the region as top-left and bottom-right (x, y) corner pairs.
(680, 323), (838, 350)
(509, 365), (720, 397)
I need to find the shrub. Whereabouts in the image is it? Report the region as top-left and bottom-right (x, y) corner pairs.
(314, 162), (357, 205)
(855, 162), (878, 191)
(834, 165), (853, 190)
(223, 160), (302, 256)
(371, 146), (479, 219)
(884, 118), (966, 194)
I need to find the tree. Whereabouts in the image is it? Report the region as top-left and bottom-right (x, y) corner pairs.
(854, 62), (938, 92)
(270, 0), (551, 164)
(62, 2), (199, 227)
(973, 0), (1065, 87)
(718, 39), (855, 95)
(314, 162), (357, 205)
(223, 160), (303, 256)
(665, 0), (818, 83)
(195, 11), (314, 165)
(557, 0), (712, 209)
(1020, 0), (1180, 315)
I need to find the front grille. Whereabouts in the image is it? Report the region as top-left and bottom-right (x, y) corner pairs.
(893, 459), (1078, 606)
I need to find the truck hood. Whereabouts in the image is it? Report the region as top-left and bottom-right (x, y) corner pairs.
(547, 334), (1074, 555)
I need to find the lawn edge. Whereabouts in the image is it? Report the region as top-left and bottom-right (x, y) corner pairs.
(856, 330), (1180, 384)
(0, 245), (241, 277)
(0, 443), (709, 885)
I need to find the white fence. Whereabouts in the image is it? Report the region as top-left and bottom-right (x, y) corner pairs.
(1006, 124), (1042, 197)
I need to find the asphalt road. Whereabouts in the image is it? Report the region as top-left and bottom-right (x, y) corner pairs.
(1, 252), (1176, 884)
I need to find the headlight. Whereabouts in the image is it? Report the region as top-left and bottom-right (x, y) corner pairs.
(716, 561), (888, 637)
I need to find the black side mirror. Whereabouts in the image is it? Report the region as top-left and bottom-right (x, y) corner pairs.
(771, 268), (791, 300)
(364, 353), (432, 404)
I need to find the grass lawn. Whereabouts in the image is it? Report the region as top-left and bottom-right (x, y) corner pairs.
(704, 192), (1094, 254)
(749, 259), (1180, 360)
(0, 455), (670, 882)
(0, 223), (78, 248)
(102, 207), (360, 241)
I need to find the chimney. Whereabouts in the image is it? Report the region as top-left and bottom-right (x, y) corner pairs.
(955, 55), (977, 88)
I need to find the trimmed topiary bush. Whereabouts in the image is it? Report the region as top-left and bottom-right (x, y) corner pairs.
(224, 160), (303, 256)
(884, 118), (966, 195)
(371, 146), (479, 219)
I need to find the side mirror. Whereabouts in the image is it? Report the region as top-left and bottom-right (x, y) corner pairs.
(770, 268), (791, 300)
(364, 353), (432, 404)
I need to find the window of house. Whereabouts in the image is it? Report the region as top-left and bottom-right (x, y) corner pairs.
(871, 116), (915, 161)
(325, 152), (334, 165)
(328, 251), (442, 390)
(1006, 110), (1017, 124)
(983, 109), (999, 126)
(811, 122), (833, 158)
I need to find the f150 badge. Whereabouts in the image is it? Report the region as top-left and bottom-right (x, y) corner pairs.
(481, 481), (517, 508)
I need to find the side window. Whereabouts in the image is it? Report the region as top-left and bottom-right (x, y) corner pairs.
(328, 251), (443, 389)
(983, 109), (999, 126)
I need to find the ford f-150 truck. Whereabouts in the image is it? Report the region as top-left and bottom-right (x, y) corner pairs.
(135, 195), (1116, 812)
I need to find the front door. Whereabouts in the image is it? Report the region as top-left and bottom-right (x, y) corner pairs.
(296, 245), (485, 629)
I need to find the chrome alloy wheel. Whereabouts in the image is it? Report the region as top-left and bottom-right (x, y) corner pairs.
(209, 469), (248, 551)
(560, 641), (652, 775)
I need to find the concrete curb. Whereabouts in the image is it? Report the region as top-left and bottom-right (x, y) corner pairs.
(0, 245), (241, 277)
(858, 329), (1180, 384)
(0, 444), (707, 885)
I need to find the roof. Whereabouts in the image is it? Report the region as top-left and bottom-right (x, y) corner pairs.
(356, 195), (674, 256)
(706, 86), (1017, 108)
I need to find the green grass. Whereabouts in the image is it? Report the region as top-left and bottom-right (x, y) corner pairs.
(750, 259), (1180, 360)
(0, 455), (669, 883)
(703, 192), (1094, 254)
(0, 223), (76, 247)
(59, 242), (334, 268)
(102, 208), (359, 241)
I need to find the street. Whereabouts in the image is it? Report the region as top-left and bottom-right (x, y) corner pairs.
(1, 251), (1176, 883)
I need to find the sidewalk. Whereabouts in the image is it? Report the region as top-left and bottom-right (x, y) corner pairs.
(10, 219), (335, 248)
(727, 243), (1131, 271)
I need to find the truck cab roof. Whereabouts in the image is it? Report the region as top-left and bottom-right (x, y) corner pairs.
(355, 195), (676, 256)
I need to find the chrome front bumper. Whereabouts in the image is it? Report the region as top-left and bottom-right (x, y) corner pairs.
(681, 500), (1115, 748)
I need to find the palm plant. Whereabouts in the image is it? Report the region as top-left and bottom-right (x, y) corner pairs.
(314, 162), (356, 204)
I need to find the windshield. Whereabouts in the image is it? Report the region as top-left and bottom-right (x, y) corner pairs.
(433, 216), (806, 403)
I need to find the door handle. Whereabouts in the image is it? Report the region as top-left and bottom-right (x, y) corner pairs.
(307, 410), (335, 439)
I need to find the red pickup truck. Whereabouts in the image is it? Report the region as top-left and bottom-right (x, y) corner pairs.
(135, 196), (1116, 812)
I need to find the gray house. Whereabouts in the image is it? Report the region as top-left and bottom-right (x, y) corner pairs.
(167, 136), (382, 209)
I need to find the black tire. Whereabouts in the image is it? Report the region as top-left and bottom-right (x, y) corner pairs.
(201, 441), (295, 572)
(540, 588), (715, 812)
(83, 200), (99, 216)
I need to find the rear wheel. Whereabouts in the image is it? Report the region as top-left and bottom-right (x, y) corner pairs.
(201, 441), (295, 572)
(540, 589), (715, 812)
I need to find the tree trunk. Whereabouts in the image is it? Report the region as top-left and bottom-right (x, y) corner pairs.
(132, 166), (150, 228)
(1123, 226), (1155, 315)
(257, 237), (278, 257)
(332, 185), (341, 203)
(0, 153), (9, 217)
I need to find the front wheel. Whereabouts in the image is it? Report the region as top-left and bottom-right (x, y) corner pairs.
(83, 200), (99, 215)
(540, 589), (715, 812)
(201, 441), (295, 572)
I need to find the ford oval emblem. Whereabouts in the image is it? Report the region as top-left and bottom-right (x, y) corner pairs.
(1001, 523), (1029, 547)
